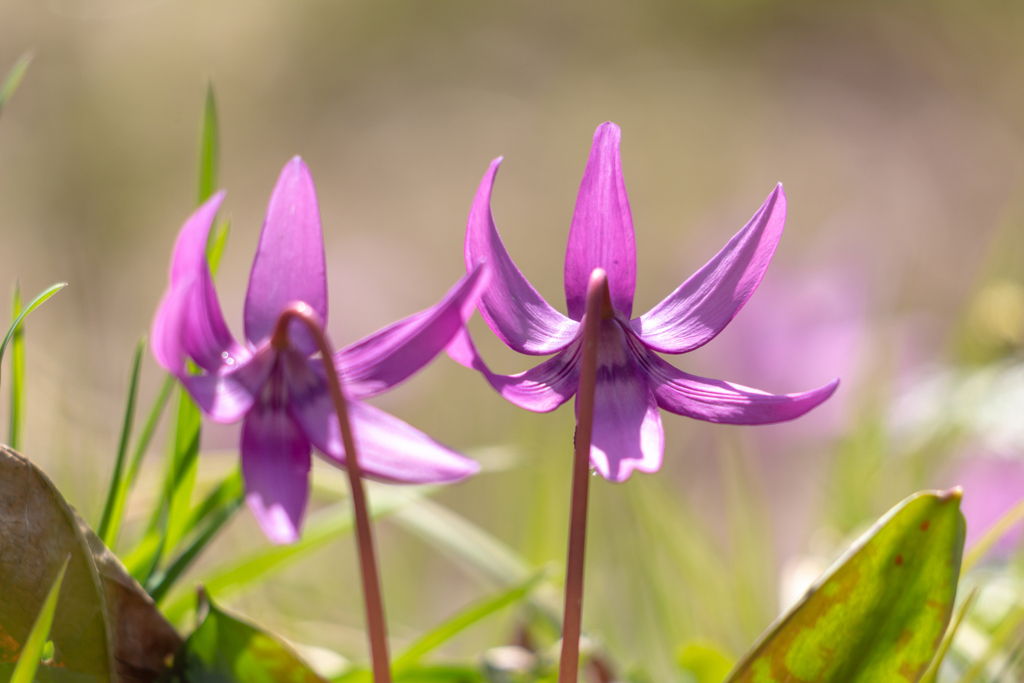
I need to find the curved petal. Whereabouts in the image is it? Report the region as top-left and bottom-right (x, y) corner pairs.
(180, 346), (276, 424)
(169, 191), (225, 287)
(628, 334), (839, 424)
(244, 157), (328, 353)
(465, 158), (579, 355)
(447, 328), (580, 413)
(282, 351), (479, 484)
(241, 398), (312, 545)
(564, 123), (637, 320)
(182, 268), (248, 373)
(587, 321), (663, 482)
(151, 284), (190, 375)
(634, 184), (787, 354)
(335, 262), (489, 399)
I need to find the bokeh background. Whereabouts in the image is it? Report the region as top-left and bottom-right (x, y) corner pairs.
(4, 0), (1024, 680)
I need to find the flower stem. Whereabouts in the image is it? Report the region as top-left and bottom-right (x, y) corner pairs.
(272, 303), (392, 683)
(559, 268), (610, 683)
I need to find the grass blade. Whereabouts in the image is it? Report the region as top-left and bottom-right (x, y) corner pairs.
(123, 374), (174, 496)
(161, 485), (427, 625)
(9, 554), (70, 683)
(0, 282), (66, 388)
(197, 81), (219, 205)
(162, 387), (201, 554)
(961, 497), (1024, 573)
(919, 587), (978, 683)
(96, 338), (144, 545)
(8, 282), (23, 450)
(394, 570), (547, 672)
(206, 218), (230, 275)
(0, 52), (32, 119)
(148, 472), (245, 604)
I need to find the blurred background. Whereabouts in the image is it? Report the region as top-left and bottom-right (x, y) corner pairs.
(3, 0), (1024, 680)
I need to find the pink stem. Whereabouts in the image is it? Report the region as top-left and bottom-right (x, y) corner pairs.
(272, 303), (392, 683)
(558, 269), (610, 683)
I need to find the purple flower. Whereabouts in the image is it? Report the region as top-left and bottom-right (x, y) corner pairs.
(152, 157), (486, 544)
(449, 123), (839, 482)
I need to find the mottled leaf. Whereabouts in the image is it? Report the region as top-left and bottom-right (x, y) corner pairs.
(725, 489), (965, 683)
(167, 590), (327, 683)
(0, 445), (182, 682)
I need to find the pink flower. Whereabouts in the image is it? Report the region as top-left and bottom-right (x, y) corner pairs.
(152, 157), (485, 543)
(450, 123), (838, 482)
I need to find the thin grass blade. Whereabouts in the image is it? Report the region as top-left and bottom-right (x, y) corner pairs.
(7, 282), (23, 450)
(197, 81), (219, 205)
(147, 473), (245, 604)
(96, 338), (144, 546)
(919, 587), (978, 683)
(394, 570), (547, 672)
(9, 554), (70, 683)
(161, 485), (426, 626)
(0, 52), (32, 119)
(0, 282), (65, 388)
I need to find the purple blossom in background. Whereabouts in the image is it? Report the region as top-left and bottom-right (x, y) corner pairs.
(152, 157), (485, 543)
(951, 454), (1024, 556)
(449, 123), (839, 482)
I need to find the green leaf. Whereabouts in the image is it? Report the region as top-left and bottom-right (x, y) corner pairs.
(0, 445), (181, 681)
(724, 489), (966, 683)
(676, 642), (733, 683)
(0, 283), (65, 394)
(0, 52), (32, 119)
(197, 81), (219, 205)
(96, 338), (144, 546)
(9, 555), (69, 683)
(7, 282), (23, 451)
(121, 374), (174, 505)
(394, 571), (546, 672)
(168, 589), (327, 683)
(161, 486), (427, 626)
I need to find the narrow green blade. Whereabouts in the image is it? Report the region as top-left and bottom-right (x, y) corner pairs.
(96, 338), (144, 546)
(147, 469), (245, 604)
(160, 386), (201, 562)
(161, 486), (426, 626)
(0, 282), (66, 388)
(918, 587), (978, 683)
(206, 217), (230, 275)
(197, 81), (219, 205)
(394, 570), (546, 672)
(122, 375), (174, 501)
(725, 489), (966, 683)
(7, 282), (23, 450)
(9, 555), (70, 683)
(0, 52), (32, 119)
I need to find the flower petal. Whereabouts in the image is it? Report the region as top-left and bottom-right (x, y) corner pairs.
(151, 283), (190, 375)
(628, 333), (839, 424)
(169, 191), (226, 287)
(335, 262), (489, 399)
(465, 158), (579, 355)
(634, 184), (787, 354)
(282, 351), (479, 483)
(564, 123), (637, 320)
(182, 269), (248, 373)
(244, 157), (328, 352)
(447, 328), (580, 412)
(587, 321), (663, 482)
(241, 399), (312, 545)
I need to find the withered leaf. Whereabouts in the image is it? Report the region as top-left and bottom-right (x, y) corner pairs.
(0, 445), (181, 682)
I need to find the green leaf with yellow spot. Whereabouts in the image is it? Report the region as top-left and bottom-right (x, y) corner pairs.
(725, 489), (965, 683)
